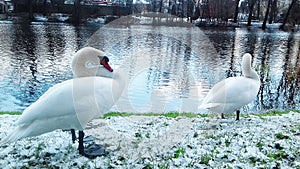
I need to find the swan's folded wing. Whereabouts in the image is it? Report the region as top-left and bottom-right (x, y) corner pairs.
(199, 77), (252, 108)
(15, 79), (76, 125)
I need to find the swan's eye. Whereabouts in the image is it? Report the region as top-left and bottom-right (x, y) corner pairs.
(102, 56), (109, 62)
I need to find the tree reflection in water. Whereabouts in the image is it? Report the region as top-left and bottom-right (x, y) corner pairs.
(0, 20), (299, 113)
(256, 33), (300, 111)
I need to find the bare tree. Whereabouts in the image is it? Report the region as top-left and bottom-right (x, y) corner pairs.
(42, 0), (48, 16)
(262, 0), (272, 30)
(202, 0), (211, 20)
(289, 0), (300, 26)
(256, 0), (260, 20)
(191, 0), (200, 20)
(159, 0), (163, 13)
(233, 0), (240, 23)
(268, 0), (277, 24)
(247, 0), (257, 26)
(280, 0), (297, 30)
(72, 0), (81, 25)
(28, 0), (34, 20)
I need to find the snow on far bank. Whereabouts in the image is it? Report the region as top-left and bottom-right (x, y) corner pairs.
(0, 112), (300, 168)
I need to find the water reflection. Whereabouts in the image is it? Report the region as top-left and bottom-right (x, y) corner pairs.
(0, 21), (101, 111)
(257, 33), (300, 110)
(0, 20), (299, 113)
(204, 28), (300, 112)
(88, 29), (206, 113)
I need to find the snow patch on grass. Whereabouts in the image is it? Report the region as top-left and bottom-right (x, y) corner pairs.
(0, 112), (300, 168)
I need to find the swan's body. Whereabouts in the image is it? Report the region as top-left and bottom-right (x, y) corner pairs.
(1, 47), (126, 149)
(199, 53), (260, 120)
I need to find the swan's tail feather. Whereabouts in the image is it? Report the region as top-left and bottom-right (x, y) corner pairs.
(0, 125), (30, 145)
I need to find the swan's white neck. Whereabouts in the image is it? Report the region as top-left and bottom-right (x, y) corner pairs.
(242, 53), (260, 81)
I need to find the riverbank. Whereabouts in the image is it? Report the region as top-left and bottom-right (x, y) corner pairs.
(1, 12), (299, 32)
(0, 111), (299, 168)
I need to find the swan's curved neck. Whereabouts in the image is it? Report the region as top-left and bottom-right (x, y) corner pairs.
(242, 54), (260, 80)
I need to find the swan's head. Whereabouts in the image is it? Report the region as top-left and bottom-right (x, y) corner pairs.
(72, 47), (113, 77)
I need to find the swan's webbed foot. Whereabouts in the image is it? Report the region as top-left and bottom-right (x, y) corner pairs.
(236, 110), (240, 121)
(81, 144), (106, 159)
(77, 130), (106, 159)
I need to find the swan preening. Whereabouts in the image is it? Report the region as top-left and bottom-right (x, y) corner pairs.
(1, 47), (127, 157)
(199, 53), (260, 120)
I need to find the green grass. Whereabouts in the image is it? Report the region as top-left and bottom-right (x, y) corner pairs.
(225, 139), (231, 147)
(0, 111), (199, 118)
(255, 109), (300, 118)
(0, 111), (21, 115)
(174, 147), (185, 158)
(275, 133), (290, 140)
(267, 150), (289, 160)
(104, 110), (300, 118)
(200, 155), (211, 165)
(256, 142), (264, 149)
(1, 110), (299, 119)
(103, 111), (200, 118)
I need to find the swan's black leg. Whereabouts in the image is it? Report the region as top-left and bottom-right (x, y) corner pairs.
(236, 110), (240, 120)
(71, 129), (76, 143)
(78, 130), (85, 155)
(221, 113), (225, 119)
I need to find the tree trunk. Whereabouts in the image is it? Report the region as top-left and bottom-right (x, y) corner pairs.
(269, 0), (277, 24)
(159, 0), (163, 13)
(43, 0), (47, 16)
(191, 3), (200, 20)
(72, 0), (81, 25)
(256, 0), (260, 20)
(262, 0), (272, 30)
(247, 0), (256, 26)
(280, 0), (296, 30)
(28, 0), (34, 20)
(233, 0), (240, 23)
(206, 0), (210, 19)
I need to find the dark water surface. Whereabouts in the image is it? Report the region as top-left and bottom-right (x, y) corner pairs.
(0, 19), (299, 114)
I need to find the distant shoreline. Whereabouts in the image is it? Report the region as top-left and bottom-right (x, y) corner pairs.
(0, 13), (299, 32)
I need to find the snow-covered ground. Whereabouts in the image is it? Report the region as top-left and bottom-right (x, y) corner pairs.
(0, 112), (300, 168)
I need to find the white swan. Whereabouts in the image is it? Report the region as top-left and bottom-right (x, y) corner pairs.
(1, 47), (126, 157)
(199, 53), (260, 120)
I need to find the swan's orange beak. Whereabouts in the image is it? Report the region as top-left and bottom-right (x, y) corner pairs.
(100, 56), (113, 72)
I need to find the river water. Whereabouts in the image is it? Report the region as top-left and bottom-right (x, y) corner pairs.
(0, 16), (299, 115)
